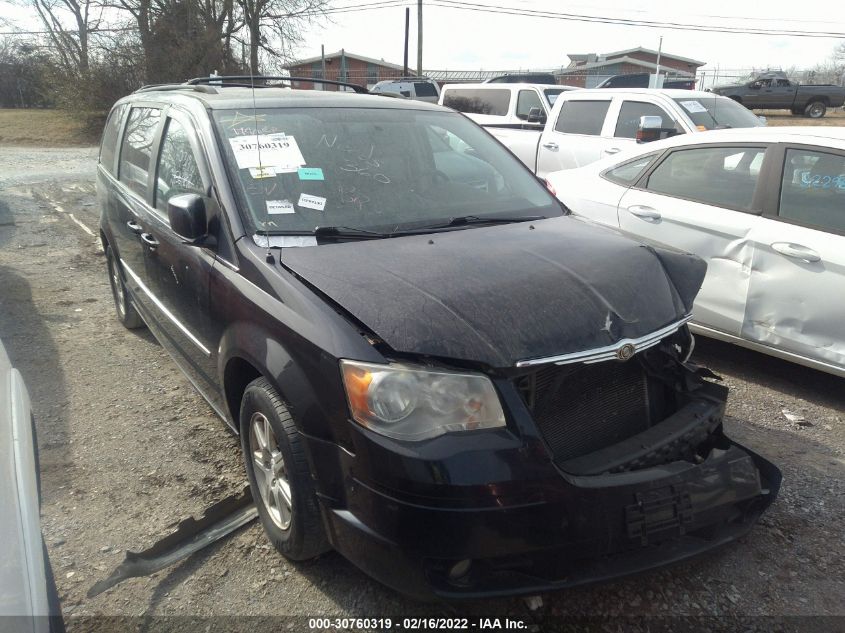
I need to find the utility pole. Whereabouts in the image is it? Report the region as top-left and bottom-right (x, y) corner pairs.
(403, 8), (410, 77)
(654, 35), (663, 88)
(417, 0), (423, 76)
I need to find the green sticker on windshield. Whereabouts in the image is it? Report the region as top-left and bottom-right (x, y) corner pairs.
(298, 167), (324, 181)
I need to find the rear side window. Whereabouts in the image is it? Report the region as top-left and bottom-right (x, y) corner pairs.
(119, 107), (161, 198)
(442, 89), (510, 116)
(614, 101), (679, 139)
(779, 148), (845, 232)
(603, 154), (658, 185)
(99, 103), (126, 175)
(646, 146), (766, 210)
(414, 82), (438, 97)
(554, 100), (611, 135)
(154, 118), (204, 217)
(515, 90), (543, 121)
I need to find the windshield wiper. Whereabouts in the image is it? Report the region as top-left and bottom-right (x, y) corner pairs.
(314, 216), (546, 242)
(314, 226), (390, 240)
(417, 214), (546, 230)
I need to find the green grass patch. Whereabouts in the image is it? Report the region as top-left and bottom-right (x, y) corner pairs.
(0, 108), (106, 146)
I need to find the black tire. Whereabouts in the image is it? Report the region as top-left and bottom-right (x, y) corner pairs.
(106, 245), (144, 329)
(240, 377), (329, 561)
(804, 101), (827, 119)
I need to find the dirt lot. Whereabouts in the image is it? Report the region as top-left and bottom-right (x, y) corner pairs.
(755, 108), (845, 127)
(1, 146), (843, 632)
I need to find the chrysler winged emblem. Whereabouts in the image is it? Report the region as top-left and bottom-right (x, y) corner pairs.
(616, 343), (636, 361)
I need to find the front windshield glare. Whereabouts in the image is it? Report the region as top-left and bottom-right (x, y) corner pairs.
(213, 107), (559, 234)
(673, 97), (764, 130)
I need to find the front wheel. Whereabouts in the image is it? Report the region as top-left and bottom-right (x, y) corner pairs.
(805, 101), (827, 118)
(240, 377), (329, 561)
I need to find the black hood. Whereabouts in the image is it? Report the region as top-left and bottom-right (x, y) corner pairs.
(281, 217), (705, 368)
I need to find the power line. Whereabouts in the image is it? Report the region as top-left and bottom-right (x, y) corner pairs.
(0, 0), (412, 35)
(425, 0), (845, 38)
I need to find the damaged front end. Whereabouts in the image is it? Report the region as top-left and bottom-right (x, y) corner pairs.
(317, 324), (781, 600)
(423, 328), (782, 597)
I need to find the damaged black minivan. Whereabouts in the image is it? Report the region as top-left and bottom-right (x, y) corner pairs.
(97, 78), (780, 599)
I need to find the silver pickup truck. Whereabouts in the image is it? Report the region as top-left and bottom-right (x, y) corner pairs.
(468, 89), (765, 178)
(711, 72), (845, 118)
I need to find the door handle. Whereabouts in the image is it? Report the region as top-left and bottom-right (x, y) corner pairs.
(126, 220), (142, 234)
(627, 205), (662, 220)
(140, 233), (160, 250)
(542, 141), (559, 151)
(604, 147), (621, 155)
(771, 242), (821, 263)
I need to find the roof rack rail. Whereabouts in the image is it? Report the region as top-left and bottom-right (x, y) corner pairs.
(134, 83), (219, 95)
(185, 75), (369, 94)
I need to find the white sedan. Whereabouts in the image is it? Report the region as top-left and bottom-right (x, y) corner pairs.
(547, 127), (845, 377)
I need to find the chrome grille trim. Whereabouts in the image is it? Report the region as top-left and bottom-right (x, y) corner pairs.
(515, 315), (693, 368)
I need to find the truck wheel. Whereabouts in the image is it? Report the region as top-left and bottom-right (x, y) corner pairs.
(240, 377), (329, 561)
(106, 245), (144, 329)
(805, 101), (827, 118)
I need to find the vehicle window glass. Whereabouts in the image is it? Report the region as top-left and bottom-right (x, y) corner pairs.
(776, 79), (791, 87)
(413, 82), (438, 97)
(213, 107), (561, 235)
(442, 89), (510, 116)
(604, 154), (658, 185)
(119, 107), (161, 198)
(544, 88), (565, 105)
(614, 101), (679, 139)
(99, 103), (126, 175)
(155, 117), (204, 217)
(554, 100), (611, 135)
(515, 90), (543, 120)
(779, 148), (845, 232)
(646, 146), (766, 209)
(673, 97), (763, 130)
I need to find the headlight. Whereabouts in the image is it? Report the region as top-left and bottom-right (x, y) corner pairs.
(340, 360), (506, 441)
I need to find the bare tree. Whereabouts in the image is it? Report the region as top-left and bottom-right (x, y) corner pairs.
(234, 0), (326, 74)
(109, 0), (242, 83)
(22, 0), (102, 74)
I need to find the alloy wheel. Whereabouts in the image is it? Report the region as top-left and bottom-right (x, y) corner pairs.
(109, 255), (127, 318)
(249, 412), (292, 530)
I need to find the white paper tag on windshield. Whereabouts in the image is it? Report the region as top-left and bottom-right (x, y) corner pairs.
(229, 134), (306, 170)
(679, 100), (707, 114)
(298, 193), (326, 211)
(266, 200), (295, 215)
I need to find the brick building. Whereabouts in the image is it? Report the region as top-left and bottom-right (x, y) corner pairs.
(557, 47), (705, 88)
(284, 51), (412, 91)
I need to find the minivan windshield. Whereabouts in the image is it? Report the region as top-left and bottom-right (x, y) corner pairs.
(673, 96), (764, 130)
(213, 107), (560, 235)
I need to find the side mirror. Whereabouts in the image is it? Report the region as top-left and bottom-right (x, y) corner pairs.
(636, 115), (663, 143)
(526, 107), (546, 124)
(167, 193), (208, 242)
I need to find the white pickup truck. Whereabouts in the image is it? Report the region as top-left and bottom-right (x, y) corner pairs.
(475, 88), (766, 178)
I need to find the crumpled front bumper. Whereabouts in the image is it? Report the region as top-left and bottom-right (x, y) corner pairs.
(318, 435), (781, 600)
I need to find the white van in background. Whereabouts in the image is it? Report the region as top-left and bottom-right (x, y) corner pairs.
(370, 78), (441, 103)
(439, 83), (579, 128)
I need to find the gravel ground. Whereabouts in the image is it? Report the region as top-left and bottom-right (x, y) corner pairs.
(0, 146), (843, 632)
